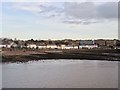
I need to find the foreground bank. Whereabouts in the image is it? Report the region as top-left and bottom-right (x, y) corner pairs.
(1, 49), (120, 62)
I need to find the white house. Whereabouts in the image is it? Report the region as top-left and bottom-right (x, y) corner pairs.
(58, 45), (78, 49)
(65, 45), (74, 49)
(0, 44), (12, 48)
(27, 44), (37, 49)
(79, 45), (98, 49)
(114, 46), (120, 49)
(73, 46), (79, 49)
(11, 42), (18, 48)
(6, 45), (11, 48)
(59, 44), (66, 49)
(46, 45), (58, 49)
(37, 45), (47, 49)
(0, 45), (6, 48)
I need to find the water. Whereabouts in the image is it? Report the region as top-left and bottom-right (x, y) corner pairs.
(0, 63), (2, 89)
(2, 60), (118, 88)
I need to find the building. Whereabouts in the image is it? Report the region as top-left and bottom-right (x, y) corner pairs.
(0, 45), (6, 48)
(65, 46), (73, 49)
(112, 39), (120, 46)
(79, 45), (98, 49)
(36, 43), (47, 49)
(79, 40), (94, 45)
(1, 42), (18, 48)
(73, 46), (79, 49)
(79, 40), (98, 49)
(94, 39), (106, 46)
(94, 39), (120, 49)
(46, 45), (58, 49)
(106, 40), (116, 47)
(10, 42), (18, 48)
(27, 44), (37, 49)
(37, 46), (46, 49)
(113, 39), (120, 49)
(59, 44), (66, 49)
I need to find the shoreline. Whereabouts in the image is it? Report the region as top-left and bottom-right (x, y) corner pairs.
(1, 49), (120, 63)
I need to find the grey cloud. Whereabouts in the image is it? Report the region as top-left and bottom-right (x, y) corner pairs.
(63, 2), (118, 24)
(64, 2), (96, 19)
(17, 2), (117, 25)
(38, 3), (64, 19)
(96, 2), (118, 19)
(63, 19), (97, 25)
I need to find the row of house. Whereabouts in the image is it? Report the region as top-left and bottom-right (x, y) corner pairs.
(0, 43), (97, 50)
(27, 44), (79, 49)
(1, 38), (120, 49)
(27, 44), (98, 49)
(0, 42), (18, 48)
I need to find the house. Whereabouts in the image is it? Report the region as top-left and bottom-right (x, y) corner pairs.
(79, 40), (98, 49)
(79, 45), (98, 49)
(79, 40), (94, 45)
(94, 39), (106, 46)
(46, 45), (58, 49)
(10, 42), (18, 48)
(56, 44), (78, 49)
(37, 45), (47, 49)
(65, 45), (74, 49)
(27, 44), (37, 49)
(73, 46), (79, 49)
(17, 41), (27, 48)
(106, 40), (116, 47)
(1, 42), (17, 48)
(0, 44), (6, 48)
(36, 43), (47, 49)
(94, 39), (120, 49)
(59, 44), (66, 49)
(114, 46), (120, 49)
(114, 40), (120, 49)
(6, 45), (11, 48)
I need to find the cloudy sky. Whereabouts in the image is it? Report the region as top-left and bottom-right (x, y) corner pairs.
(1, 0), (119, 40)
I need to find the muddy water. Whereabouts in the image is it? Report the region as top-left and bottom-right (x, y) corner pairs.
(2, 60), (118, 88)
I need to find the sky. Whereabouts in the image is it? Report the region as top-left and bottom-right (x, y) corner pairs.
(1, 0), (119, 40)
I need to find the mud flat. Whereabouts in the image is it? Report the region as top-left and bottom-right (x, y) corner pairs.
(1, 49), (120, 62)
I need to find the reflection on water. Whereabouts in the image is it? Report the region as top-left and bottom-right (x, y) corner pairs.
(2, 60), (118, 88)
(0, 63), (2, 89)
